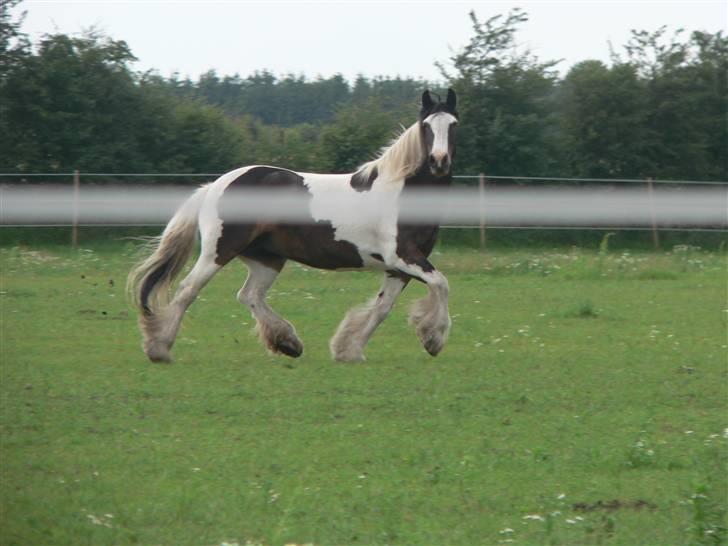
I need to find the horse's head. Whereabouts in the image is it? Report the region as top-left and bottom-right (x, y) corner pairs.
(419, 89), (458, 177)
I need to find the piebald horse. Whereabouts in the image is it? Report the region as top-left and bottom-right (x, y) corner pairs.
(129, 89), (458, 363)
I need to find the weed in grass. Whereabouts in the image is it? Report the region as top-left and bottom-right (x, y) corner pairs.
(562, 300), (599, 319)
(634, 269), (680, 280)
(599, 232), (617, 256)
(688, 484), (727, 545)
(626, 436), (657, 469)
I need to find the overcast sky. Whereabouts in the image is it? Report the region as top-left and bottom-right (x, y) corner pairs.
(16, 0), (728, 82)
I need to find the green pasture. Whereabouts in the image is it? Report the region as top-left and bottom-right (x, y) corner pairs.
(1, 241), (726, 545)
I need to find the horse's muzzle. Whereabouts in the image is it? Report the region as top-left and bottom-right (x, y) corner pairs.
(429, 153), (451, 177)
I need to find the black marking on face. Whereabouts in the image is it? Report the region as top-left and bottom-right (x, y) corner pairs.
(350, 166), (378, 192)
(422, 122), (435, 157)
(448, 121), (457, 160)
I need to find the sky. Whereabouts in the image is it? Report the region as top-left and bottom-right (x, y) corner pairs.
(15, 0), (728, 83)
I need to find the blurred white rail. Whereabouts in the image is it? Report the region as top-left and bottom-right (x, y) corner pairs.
(1, 186), (726, 228)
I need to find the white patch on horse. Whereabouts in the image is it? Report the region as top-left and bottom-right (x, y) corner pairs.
(301, 173), (402, 268)
(198, 165), (255, 260)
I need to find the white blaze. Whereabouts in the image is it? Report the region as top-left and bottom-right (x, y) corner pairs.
(424, 112), (457, 160)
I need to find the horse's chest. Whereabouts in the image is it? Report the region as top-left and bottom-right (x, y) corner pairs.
(397, 223), (440, 258)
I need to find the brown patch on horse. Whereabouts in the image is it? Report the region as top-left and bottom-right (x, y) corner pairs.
(240, 248), (286, 272)
(350, 166), (378, 192)
(251, 226), (364, 270)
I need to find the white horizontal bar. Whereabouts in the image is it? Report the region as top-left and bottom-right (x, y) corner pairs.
(1, 186), (726, 227)
(0, 173), (726, 185)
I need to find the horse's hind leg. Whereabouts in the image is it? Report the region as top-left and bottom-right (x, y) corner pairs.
(330, 274), (408, 362)
(144, 253), (222, 362)
(238, 256), (303, 358)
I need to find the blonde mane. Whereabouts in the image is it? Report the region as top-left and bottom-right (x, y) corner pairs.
(357, 122), (424, 182)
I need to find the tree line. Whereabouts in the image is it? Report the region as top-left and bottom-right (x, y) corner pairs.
(1, 1), (726, 182)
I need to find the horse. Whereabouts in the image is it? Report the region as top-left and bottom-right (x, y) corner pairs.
(128, 89), (459, 363)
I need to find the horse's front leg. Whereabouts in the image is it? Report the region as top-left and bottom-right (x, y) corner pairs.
(330, 273), (409, 362)
(394, 252), (451, 356)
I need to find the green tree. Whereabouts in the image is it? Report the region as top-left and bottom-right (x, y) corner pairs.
(0, 29), (253, 176)
(558, 61), (654, 178)
(613, 27), (728, 180)
(318, 100), (403, 173)
(0, 31), (146, 172)
(438, 9), (560, 177)
(0, 0), (30, 168)
(0, 0), (27, 71)
(164, 101), (247, 173)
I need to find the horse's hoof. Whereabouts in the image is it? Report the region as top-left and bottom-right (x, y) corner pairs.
(333, 351), (366, 363)
(423, 336), (444, 356)
(274, 336), (303, 358)
(418, 325), (448, 356)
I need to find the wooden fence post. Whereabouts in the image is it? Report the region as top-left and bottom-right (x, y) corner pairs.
(72, 169), (80, 248)
(646, 176), (660, 250)
(479, 173), (486, 251)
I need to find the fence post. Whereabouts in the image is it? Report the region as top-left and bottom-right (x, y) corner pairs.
(646, 176), (660, 250)
(72, 169), (80, 248)
(479, 173), (486, 251)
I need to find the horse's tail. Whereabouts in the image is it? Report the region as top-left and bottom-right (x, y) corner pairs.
(127, 185), (209, 317)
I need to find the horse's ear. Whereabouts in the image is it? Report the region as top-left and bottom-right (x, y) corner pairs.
(446, 88), (457, 110)
(421, 90), (435, 111)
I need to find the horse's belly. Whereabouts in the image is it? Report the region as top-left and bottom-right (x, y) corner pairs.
(253, 225), (374, 271)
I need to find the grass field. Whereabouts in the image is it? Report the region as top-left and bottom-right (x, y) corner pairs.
(1, 241), (726, 545)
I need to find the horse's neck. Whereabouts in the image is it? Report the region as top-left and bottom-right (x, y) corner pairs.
(396, 164), (451, 229)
